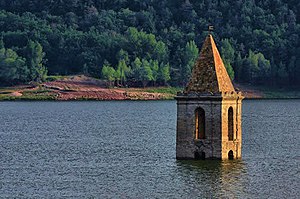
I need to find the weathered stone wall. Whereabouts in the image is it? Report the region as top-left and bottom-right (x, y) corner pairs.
(221, 98), (243, 159)
(176, 94), (243, 160)
(176, 97), (223, 159)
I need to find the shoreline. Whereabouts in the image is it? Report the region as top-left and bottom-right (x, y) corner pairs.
(1, 92), (300, 101)
(1, 76), (299, 101)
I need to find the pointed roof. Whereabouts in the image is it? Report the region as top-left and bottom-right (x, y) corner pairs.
(185, 34), (235, 94)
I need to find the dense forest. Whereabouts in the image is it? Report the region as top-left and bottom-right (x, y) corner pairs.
(0, 0), (299, 87)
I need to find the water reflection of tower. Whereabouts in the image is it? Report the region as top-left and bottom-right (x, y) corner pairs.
(219, 160), (249, 198)
(176, 160), (248, 198)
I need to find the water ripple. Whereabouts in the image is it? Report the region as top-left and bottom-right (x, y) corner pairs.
(0, 100), (299, 198)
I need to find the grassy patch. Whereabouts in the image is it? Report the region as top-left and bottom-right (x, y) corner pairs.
(21, 88), (57, 100)
(0, 87), (19, 93)
(139, 87), (182, 95)
(22, 89), (53, 95)
(0, 86), (57, 101)
(0, 93), (56, 101)
(45, 75), (67, 82)
(3, 95), (55, 101)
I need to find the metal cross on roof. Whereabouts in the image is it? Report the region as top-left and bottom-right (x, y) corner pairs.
(208, 25), (214, 33)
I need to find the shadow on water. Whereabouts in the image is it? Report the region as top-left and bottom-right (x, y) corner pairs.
(175, 160), (249, 198)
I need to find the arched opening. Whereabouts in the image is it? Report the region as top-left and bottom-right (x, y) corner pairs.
(195, 107), (205, 139)
(195, 151), (205, 160)
(228, 150), (234, 160)
(228, 107), (234, 141)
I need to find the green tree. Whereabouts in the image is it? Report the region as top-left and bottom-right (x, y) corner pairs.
(181, 40), (199, 85)
(0, 48), (29, 85)
(1, 1), (300, 87)
(277, 62), (288, 85)
(287, 56), (297, 85)
(153, 41), (168, 63)
(114, 67), (121, 85)
(221, 38), (235, 80)
(241, 50), (271, 84)
(150, 59), (159, 85)
(158, 62), (171, 85)
(117, 59), (130, 86)
(25, 40), (47, 82)
(117, 49), (129, 64)
(126, 27), (168, 63)
(140, 59), (153, 87)
(257, 53), (271, 81)
(234, 52), (243, 82)
(223, 60), (235, 80)
(131, 57), (142, 81)
(0, 38), (4, 49)
(101, 61), (116, 87)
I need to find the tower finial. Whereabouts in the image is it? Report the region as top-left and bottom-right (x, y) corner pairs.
(208, 25), (214, 34)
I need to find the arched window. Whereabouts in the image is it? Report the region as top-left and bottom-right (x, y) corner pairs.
(228, 107), (234, 141)
(195, 108), (205, 139)
(228, 150), (234, 160)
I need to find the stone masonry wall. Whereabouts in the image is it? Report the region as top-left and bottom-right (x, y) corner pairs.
(221, 98), (242, 159)
(176, 98), (223, 159)
(176, 95), (243, 160)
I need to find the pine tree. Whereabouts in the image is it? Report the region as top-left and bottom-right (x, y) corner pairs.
(182, 40), (199, 85)
(25, 40), (47, 82)
(101, 61), (116, 87)
(158, 62), (171, 85)
(221, 39), (235, 80)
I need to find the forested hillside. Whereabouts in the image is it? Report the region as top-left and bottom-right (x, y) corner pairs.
(0, 0), (299, 87)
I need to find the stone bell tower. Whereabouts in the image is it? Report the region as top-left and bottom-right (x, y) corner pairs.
(176, 33), (244, 160)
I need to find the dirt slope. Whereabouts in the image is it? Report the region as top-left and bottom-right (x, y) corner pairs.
(1, 76), (267, 100)
(41, 76), (172, 100)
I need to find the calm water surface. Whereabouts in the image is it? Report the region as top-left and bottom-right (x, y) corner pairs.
(0, 100), (299, 198)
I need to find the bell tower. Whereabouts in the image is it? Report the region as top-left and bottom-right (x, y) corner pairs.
(176, 33), (244, 160)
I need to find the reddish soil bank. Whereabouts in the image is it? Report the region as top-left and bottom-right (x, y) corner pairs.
(41, 76), (171, 100)
(1, 76), (264, 100)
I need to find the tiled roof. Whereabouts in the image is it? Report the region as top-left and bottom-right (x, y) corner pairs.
(185, 34), (235, 93)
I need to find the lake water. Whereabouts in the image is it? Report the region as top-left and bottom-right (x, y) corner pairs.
(0, 100), (299, 198)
